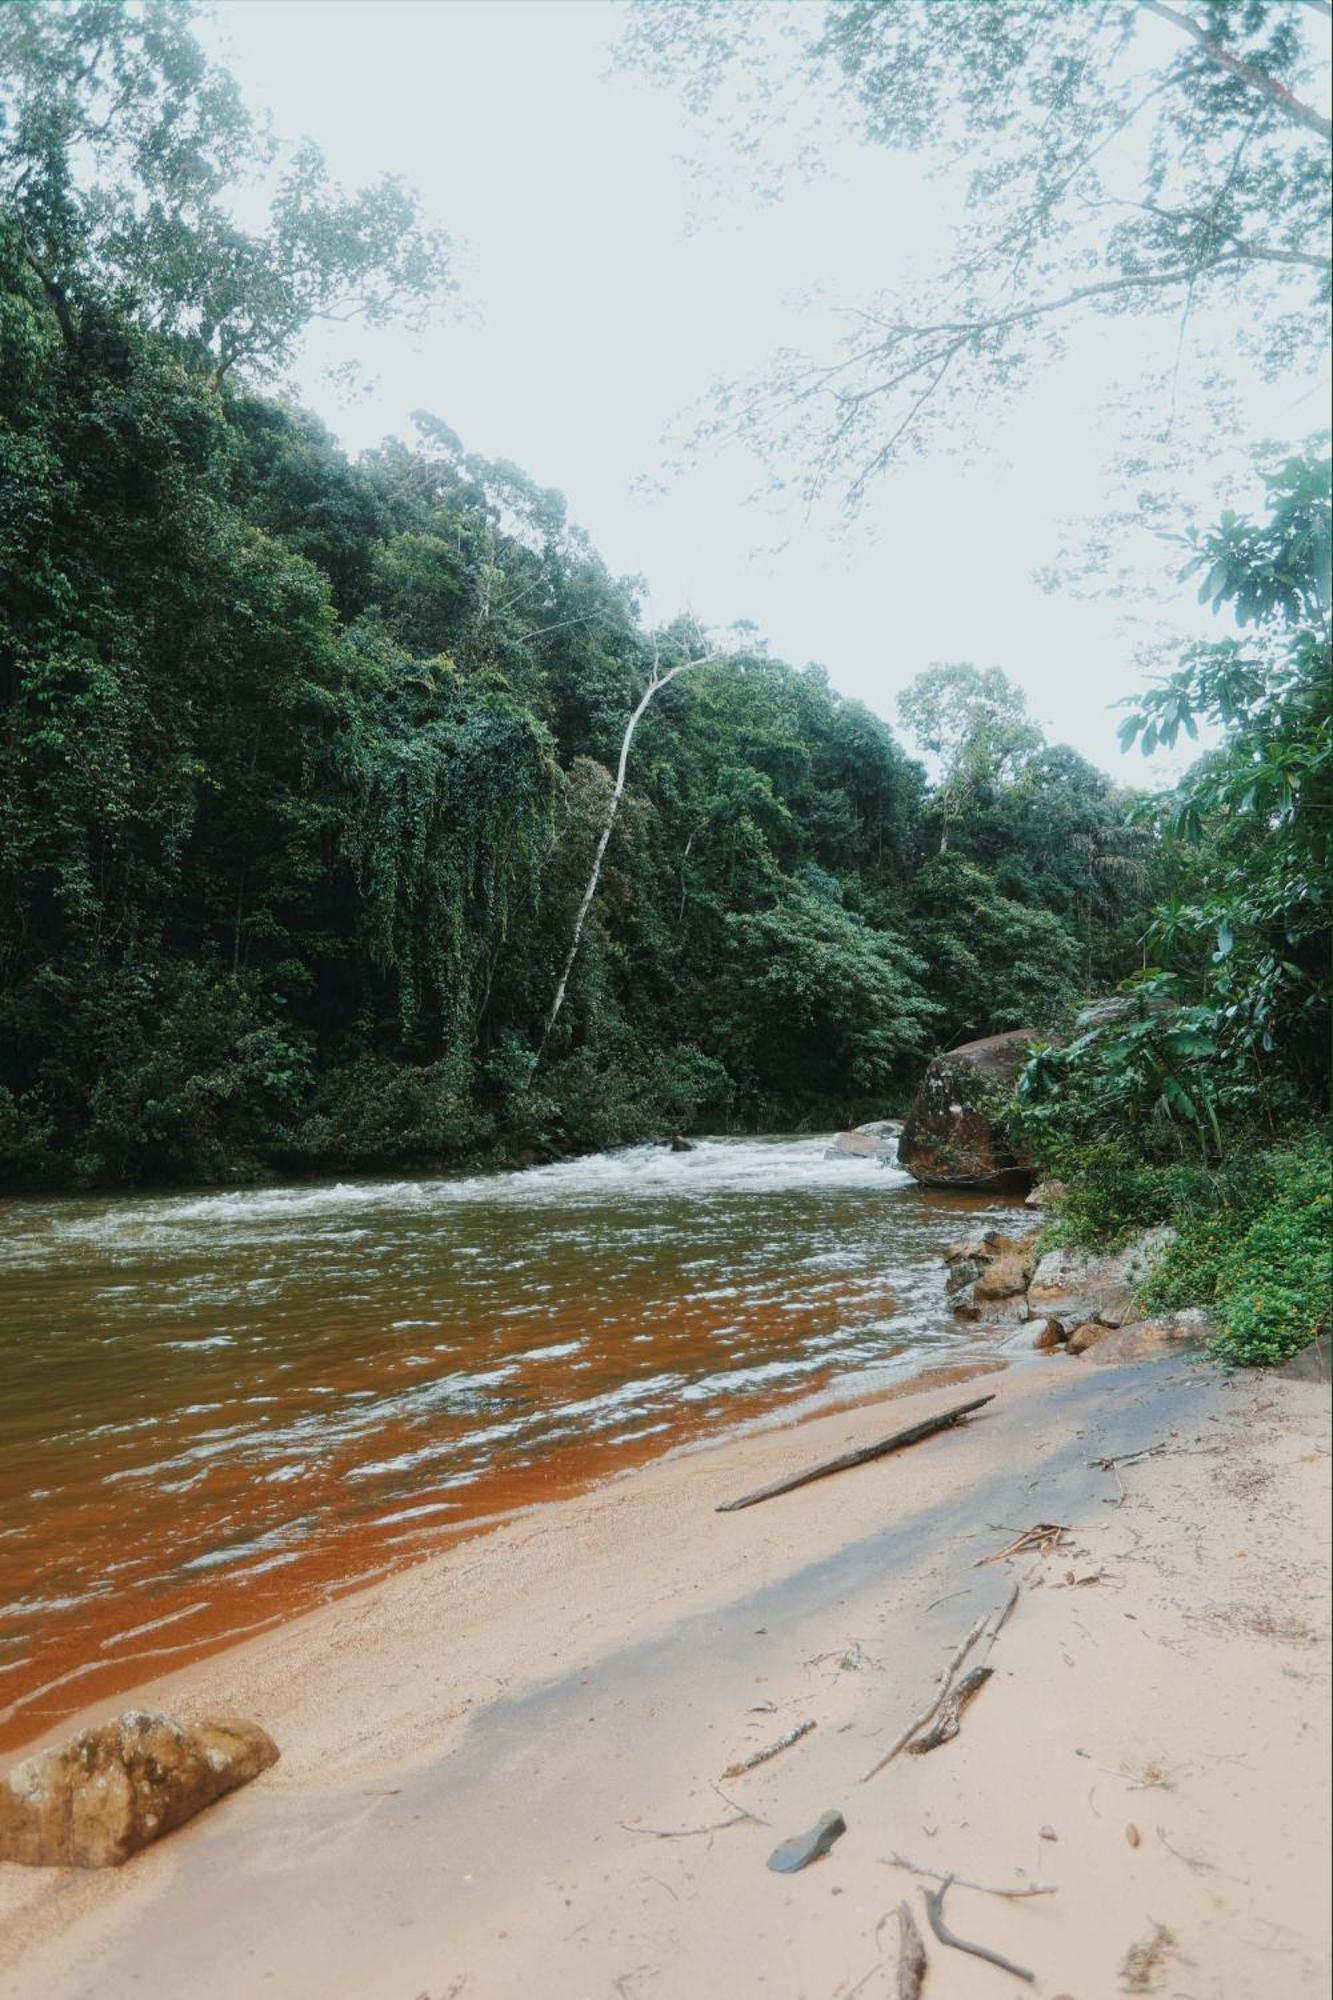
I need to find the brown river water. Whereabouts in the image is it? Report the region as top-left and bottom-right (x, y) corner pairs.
(0, 1135), (1020, 1754)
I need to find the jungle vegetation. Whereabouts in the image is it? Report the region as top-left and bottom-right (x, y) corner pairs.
(1, 0), (1328, 1288)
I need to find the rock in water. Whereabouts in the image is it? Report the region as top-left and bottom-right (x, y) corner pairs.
(0, 1711), (279, 1868)
(826, 1119), (902, 1160)
(898, 1030), (1037, 1191)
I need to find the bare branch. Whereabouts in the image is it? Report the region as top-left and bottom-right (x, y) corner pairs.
(1138, 1), (1333, 139)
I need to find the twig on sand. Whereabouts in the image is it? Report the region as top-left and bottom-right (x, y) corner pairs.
(861, 1615), (988, 1782)
(715, 1396), (995, 1512)
(1156, 1823), (1216, 1872)
(862, 1582), (1020, 1782)
(884, 1853), (1055, 1899)
(619, 1813), (751, 1839)
(907, 1663), (993, 1754)
(896, 1900), (929, 2000)
(710, 1781), (770, 1826)
(721, 1717), (815, 1778)
(975, 1522), (1069, 1566)
(1092, 1442), (1172, 1507)
(1092, 1443), (1172, 1470)
(924, 1876), (1035, 1983)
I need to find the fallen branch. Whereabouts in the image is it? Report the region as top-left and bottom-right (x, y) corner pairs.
(862, 1581), (1019, 1781)
(619, 1813), (750, 1840)
(883, 1853), (1055, 1899)
(896, 1901), (929, 2000)
(907, 1663), (992, 1753)
(924, 1876), (1035, 1983)
(721, 1718), (815, 1778)
(976, 1522), (1069, 1566)
(716, 1396), (994, 1513)
(1091, 1443), (1171, 1470)
(861, 1614), (988, 1782)
(710, 1781), (770, 1825)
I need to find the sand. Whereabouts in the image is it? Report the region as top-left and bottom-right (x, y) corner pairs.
(0, 1350), (1329, 1999)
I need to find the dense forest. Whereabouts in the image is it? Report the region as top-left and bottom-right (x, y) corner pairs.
(0, 3), (1166, 1189)
(1, 0), (1328, 1376)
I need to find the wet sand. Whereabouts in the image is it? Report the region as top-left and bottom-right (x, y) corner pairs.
(0, 1351), (1329, 1999)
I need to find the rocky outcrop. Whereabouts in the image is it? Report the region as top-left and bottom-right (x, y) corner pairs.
(827, 1119), (902, 1161)
(0, 1711), (278, 1868)
(898, 1030), (1037, 1191)
(1076, 1310), (1214, 1365)
(941, 1219), (1188, 1362)
(945, 1227), (1040, 1320)
(1026, 1228), (1175, 1336)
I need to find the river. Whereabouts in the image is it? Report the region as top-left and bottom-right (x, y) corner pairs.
(0, 1134), (1022, 1753)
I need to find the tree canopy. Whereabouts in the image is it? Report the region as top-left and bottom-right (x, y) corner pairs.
(624, 0), (1331, 499)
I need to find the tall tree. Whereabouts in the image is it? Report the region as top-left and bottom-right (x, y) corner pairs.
(0, 0), (453, 378)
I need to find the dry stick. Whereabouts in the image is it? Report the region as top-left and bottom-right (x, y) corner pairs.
(907, 1663), (992, 1754)
(862, 1581), (1018, 1783)
(861, 1613), (987, 1783)
(720, 1717), (815, 1779)
(709, 1780), (769, 1826)
(975, 1521), (1070, 1566)
(883, 1853), (1056, 1899)
(896, 1901), (929, 2000)
(716, 1395), (995, 1513)
(924, 1876), (1035, 1984)
(619, 1813), (750, 1840)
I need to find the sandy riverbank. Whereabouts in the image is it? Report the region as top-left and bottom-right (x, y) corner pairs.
(1, 1349), (1329, 1998)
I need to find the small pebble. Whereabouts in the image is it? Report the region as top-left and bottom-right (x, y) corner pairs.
(1126, 1823), (1141, 1847)
(1039, 1824), (1058, 1841)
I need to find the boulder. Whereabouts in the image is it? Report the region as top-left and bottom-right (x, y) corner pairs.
(1025, 1178), (1068, 1210)
(669, 1133), (695, 1153)
(1025, 1227), (1174, 1335)
(0, 1711), (278, 1869)
(1084, 1310), (1214, 1365)
(1277, 1333), (1331, 1383)
(1031, 1319), (1065, 1351)
(943, 1226), (1039, 1319)
(827, 1119), (902, 1160)
(898, 1030), (1038, 1191)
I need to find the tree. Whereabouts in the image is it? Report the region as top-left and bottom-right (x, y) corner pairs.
(1118, 451), (1331, 1101)
(532, 630), (730, 1066)
(0, 0), (453, 379)
(624, 0), (1331, 500)
(897, 664), (1042, 851)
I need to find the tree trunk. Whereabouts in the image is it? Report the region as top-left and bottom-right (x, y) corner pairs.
(529, 650), (723, 1073)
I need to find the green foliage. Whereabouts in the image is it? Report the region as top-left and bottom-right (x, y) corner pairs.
(0, 0), (453, 380)
(0, 0), (1157, 1188)
(1028, 1131), (1330, 1369)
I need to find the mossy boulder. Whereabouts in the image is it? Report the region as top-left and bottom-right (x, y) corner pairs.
(899, 1030), (1037, 1192)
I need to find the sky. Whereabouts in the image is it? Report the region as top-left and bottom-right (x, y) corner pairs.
(204, 0), (1330, 780)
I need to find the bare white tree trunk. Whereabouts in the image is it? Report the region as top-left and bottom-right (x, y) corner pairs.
(530, 647), (724, 1072)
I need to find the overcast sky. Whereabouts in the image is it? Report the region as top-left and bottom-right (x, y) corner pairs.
(205, 1), (1329, 779)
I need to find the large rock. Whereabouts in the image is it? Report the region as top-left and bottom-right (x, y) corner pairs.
(0, 1711), (278, 1868)
(827, 1119), (902, 1161)
(898, 1031), (1037, 1191)
(1025, 1177), (1068, 1210)
(1026, 1227), (1174, 1335)
(1082, 1309), (1214, 1365)
(944, 1226), (1039, 1320)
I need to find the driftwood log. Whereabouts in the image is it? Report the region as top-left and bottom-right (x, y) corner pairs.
(896, 1901), (929, 2000)
(924, 1877), (1035, 1983)
(716, 1396), (994, 1513)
